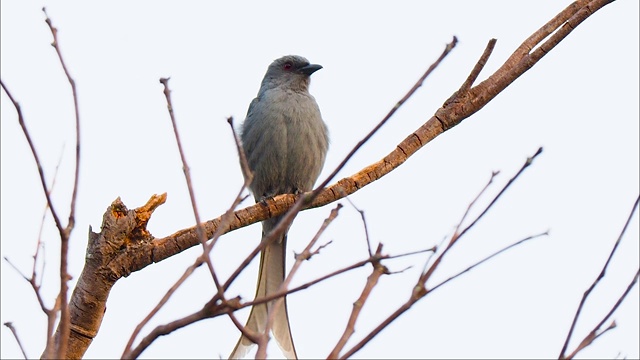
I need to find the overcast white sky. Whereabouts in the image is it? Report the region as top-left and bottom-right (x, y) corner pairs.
(1, 1), (638, 359)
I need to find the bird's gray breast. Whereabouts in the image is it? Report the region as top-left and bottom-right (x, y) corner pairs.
(241, 88), (328, 200)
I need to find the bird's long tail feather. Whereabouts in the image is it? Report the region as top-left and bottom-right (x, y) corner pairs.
(230, 218), (297, 359)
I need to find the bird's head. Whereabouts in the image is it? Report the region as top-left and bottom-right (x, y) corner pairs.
(260, 55), (322, 93)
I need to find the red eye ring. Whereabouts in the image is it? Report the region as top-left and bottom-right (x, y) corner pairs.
(283, 62), (293, 71)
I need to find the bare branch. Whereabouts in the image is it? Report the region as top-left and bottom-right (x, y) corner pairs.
(560, 196), (640, 359)
(158, 77), (222, 290)
(564, 271), (639, 360)
(458, 38), (497, 92)
(420, 148), (543, 287)
(345, 197), (374, 257)
(42, 7), (81, 233)
(0, 80), (64, 236)
(314, 36), (458, 194)
(122, 86), (255, 358)
(429, 231), (549, 294)
(4, 322), (29, 359)
(158, 77), (207, 248)
(0, 76), (71, 358)
(228, 116), (254, 186)
(340, 148), (544, 359)
(125, 239), (431, 359)
(40, 7), (83, 357)
(329, 245), (388, 359)
(453, 170), (500, 236)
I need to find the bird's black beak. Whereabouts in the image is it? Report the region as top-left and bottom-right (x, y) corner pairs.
(299, 63), (323, 76)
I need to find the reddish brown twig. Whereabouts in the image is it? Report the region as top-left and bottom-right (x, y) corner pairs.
(339, 148), (543, 359)
(564, 270), (639, 359)
(315, 37), (457, 195)
(1, 8), (82, 358)
(239, 246), (432, 310)
(453, 170), (500, 236)
(0, 81), (64, 235)
(159, 78), (209, 249)
(124, 232), (429, 359)
(42, 7), (82, 358)
(329, 244), (388, 359)
(344, 197), (374, 257)
(3, 322), (28, 359)
(559, 196), (640, 359)
(159, 77), (226, 293)
(419, 148), (542, 291)
(3, 256), (61, 359)
(122, 92), (253, 359)
(429, 231), (548, 294)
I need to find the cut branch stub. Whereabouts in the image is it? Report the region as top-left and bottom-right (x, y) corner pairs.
(101, 194), (166, 279)
(49, 194), (166, 359)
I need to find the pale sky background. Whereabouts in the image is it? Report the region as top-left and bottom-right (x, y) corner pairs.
(1, 1), (638, 359)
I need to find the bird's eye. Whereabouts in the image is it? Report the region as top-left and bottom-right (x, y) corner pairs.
(283, 62), (293, 71)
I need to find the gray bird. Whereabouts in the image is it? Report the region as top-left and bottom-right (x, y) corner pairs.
(230, 55), (329, 359)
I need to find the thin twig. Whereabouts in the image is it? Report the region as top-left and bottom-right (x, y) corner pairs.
(3, 322), (28, 359)
(429, 231), (548, 294)
(125, 299), (239, 359)
(0, 81), (64, 234)
(33, 144), (65, 289)
(341, 149), (543, 359)
(3, 256), (59, 358)
(315, 37), (457, 194)
(564, 270), (639, 360)
(453, 171), (500, 236)
(127, 256), (366, 359)
(329, 245), (387, 358)
(559, 196), (640, 359)
(159, 78), (211, 253)
(122, 105), (254, 359)
(125, 241), (432, 359)
(42, 9), (81, 231)
(42, 7), (82, 357)
(345, 197), (373, 257)
(383, 247), (436, 261)
(227, 243), (432, 315)
(1, 11), (80, 355)
(229, 116), (254, 184)
(458, 38), (497, 93)
(159, 77), (224, 293)
(122, 256), (204, 359)
(458, 148), (542, 240)
(421, 148), (543, 286)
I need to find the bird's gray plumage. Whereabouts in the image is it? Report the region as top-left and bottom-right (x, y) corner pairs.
(230, 55), (329, 360)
